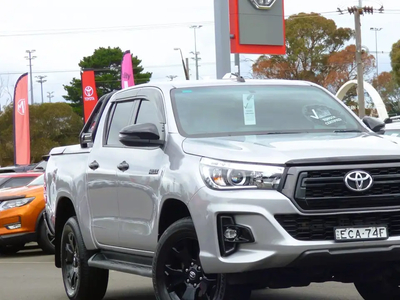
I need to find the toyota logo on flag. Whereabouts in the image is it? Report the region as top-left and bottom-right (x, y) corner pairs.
(84, 86), (94, 97)
(249, 0), (276, 9)
(17, 99), (26, 116)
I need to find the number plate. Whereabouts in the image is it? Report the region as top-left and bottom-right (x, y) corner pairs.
(334, 226), (388, 242)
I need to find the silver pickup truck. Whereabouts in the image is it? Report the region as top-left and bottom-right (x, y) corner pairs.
(45, 76), (400, 300)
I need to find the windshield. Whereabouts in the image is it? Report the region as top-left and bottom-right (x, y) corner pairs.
(170, 85), (364, 138)
(27, 174), (44, 186)
(384, 128), (400, 137)
(33, 160), (47, 171)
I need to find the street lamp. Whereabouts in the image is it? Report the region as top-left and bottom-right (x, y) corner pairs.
(166, 75), (178, 81)
(24, 50), (36, 105)
(47, 91), (54, 103)
(174, 48), (189, 80)
(190, 25), (202, 80)
(35, 75), (47, 104)
(370, 27), (382, 77)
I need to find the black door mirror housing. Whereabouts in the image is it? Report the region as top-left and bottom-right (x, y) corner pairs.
(119, 123), (164, 147)
(362, 116), (385, 133)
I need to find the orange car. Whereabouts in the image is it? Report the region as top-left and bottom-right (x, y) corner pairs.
(0, 174), (54, 255)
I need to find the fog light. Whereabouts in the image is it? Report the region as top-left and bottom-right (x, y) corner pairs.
(218, 215), (255, 257)
(5, 223), (21, 230)
(224, 228), (238, 240)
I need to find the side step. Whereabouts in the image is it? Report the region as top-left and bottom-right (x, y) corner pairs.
(88, 251), (153, 278)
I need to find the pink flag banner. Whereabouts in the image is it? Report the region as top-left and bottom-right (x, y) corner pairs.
(121, 50), (135, 89)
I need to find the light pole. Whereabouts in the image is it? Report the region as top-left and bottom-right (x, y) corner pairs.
(47, 91), (54, 103)
(370, 27), (382, 78)
(25, 50), (36, 105)
(166, 75), (178, 81)
(174, 48), (189, 80)
(190, 25), (202, 80)
(35, 75), (47, 104)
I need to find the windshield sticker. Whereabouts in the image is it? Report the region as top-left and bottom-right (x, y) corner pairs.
(181, 90), (192, 93)
(303, 105), (344, 127)
(243, 94), (256, 125)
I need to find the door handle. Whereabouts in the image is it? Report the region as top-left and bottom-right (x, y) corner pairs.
(117, 161), (129, 172)
(89, 160), (99, 170)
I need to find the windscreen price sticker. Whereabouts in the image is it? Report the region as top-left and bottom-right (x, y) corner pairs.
(243, 94), (256, 125)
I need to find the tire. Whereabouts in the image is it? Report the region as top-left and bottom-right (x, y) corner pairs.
(60, 216), (109, 300)
(355, 280), (400, 300)
(0, 244), (24, 255)
(37, 220), (55, 254)
(152, 217), (252, 300)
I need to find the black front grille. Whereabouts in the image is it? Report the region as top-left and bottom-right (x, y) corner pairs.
(294, 167), (400, 210)
(275, 211), (400, 241)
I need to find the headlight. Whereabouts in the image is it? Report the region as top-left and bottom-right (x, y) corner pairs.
(0, 197), (35, 211)
(200, 158), (284, 190)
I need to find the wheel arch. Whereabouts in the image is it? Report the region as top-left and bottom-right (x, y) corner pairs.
(54, 197), (76, 268)
(158, 198), (192, 240)
(34, 209), (45, 238)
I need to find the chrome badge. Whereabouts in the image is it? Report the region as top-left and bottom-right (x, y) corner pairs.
(249, 0), (277, 10)
(344, 170), (373, 192)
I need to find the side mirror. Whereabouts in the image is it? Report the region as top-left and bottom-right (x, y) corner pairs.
(362, 116), (385, 133)
(80, 132), (93, 148)
(119, 123), (164, 147)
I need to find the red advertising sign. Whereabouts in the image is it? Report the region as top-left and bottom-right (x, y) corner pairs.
(81, 69), (99, 123)
(229, 0), (286, 55)
(13, 73), (31, 165)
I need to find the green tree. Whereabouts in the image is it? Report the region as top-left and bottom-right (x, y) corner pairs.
(252, 13), (354, 92)
(372, 71), (400, 115)
(390, 40), (400, 86)
(0, 103), (83, 166)
(63, 47), (152, 116)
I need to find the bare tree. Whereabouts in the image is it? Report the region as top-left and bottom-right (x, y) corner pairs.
(0, 76), (13, 110)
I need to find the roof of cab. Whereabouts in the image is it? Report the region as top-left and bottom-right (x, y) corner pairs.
(112, 78), (315, 98)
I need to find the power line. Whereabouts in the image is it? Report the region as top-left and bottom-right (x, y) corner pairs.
(0, 61), (237, 76)
(0, 21), (214, 37)
(0, 10), (365, 38)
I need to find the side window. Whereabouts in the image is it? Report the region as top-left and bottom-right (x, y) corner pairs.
(106, 101), (135, 146)
(135, 100), (162, 134)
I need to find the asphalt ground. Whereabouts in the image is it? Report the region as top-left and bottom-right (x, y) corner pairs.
(0, 244), (363, 300)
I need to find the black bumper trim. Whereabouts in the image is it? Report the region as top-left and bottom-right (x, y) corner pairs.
(287, 245), (400, 268)
(0, 233), (36, 246)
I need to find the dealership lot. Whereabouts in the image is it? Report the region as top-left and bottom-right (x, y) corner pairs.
(0, 244), (363, 300)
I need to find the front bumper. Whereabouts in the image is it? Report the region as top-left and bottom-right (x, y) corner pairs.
(188, 187), (400, 274)
(0, 232), (36, 246)
(0, 198), (44, 245)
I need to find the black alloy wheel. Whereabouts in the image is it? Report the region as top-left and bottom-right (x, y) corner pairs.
(62, 229), (81, 296)
(60, 217), (109, 300)
(153, 217), (251, 300)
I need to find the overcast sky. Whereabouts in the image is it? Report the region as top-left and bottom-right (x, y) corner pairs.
(0, 0), (399, 108)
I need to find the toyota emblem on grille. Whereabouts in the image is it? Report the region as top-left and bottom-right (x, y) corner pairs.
(344, 170), (373, 192)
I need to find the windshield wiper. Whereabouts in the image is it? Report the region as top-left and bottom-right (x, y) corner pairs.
(333, 130), (363, 133)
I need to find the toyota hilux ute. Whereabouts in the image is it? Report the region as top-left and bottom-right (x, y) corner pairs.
(45, 77), (400, 300)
